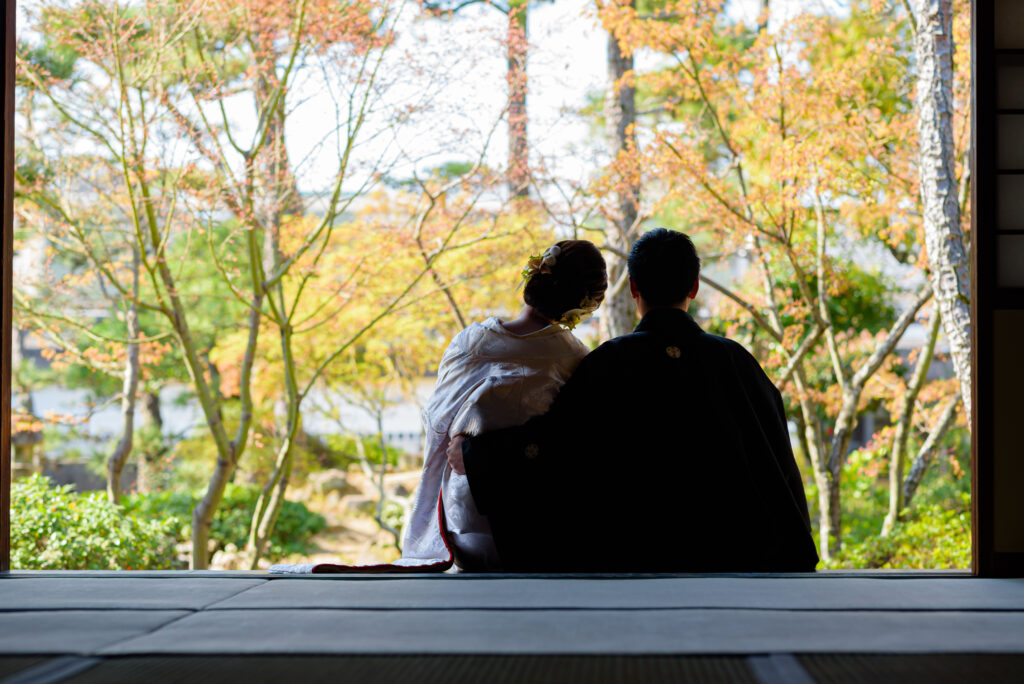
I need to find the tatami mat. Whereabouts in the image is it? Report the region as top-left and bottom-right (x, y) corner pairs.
(207, 576), (1024, 611)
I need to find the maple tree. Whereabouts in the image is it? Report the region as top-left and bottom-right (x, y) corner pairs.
(912, 0), (972, 417)
(15, 0), (541, 567)
(593, 0), (969, 561)
(12, 0), (974, 570)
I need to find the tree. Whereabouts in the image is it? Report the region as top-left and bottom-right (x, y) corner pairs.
(911, 0), (971, 418)
(423, 0), (540, 200)
(598, 0), (969, 561)
(597, 0), (640, 340)
(104, 250), (140, 503)
(237, 135), (543, 566)
(14, 134), (173, 504)
(16, 0), (483, 567)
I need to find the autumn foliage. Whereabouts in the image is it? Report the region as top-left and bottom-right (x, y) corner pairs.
(12, 0), (971, 568)
(593, 0), (970, 561)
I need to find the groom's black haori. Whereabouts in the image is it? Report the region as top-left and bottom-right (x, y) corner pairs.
(462, 233), (819, 572)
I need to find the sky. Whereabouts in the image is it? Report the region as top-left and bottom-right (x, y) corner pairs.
(282, 0), (610, 194)
(16, 0), (847, 199)
(281, 0), (847, 195)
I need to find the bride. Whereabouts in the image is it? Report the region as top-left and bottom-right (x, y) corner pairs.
(401, 239), (608, 571)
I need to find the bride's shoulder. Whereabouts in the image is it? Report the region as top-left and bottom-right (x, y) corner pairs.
(563, 332), (591, 359)
(434, 324), (488, 378)
(443, 320), (491, 354)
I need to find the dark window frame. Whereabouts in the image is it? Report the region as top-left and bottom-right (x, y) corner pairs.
(972, 0), (1024, 577)
(0, 0), (1017, 576)
(2, 0), (15, 572)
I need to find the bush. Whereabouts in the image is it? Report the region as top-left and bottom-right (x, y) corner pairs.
(122, 482), (327, 558)
(832, 494), (971, 569)
(313, 433), (401, 471)
(12, 474), (179, 570)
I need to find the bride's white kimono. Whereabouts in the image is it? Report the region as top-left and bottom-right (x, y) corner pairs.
(401, 317), (590, 571)
(267, 317), (589, 575)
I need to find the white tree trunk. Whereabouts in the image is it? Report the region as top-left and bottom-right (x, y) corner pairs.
(914, 0), (971, 418)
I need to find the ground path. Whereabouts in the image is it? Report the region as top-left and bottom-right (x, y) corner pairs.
(248, 469), (420, 569)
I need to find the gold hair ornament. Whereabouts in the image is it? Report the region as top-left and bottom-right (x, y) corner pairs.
(520, 245), (561, 283)
(557, 294), (602, 331)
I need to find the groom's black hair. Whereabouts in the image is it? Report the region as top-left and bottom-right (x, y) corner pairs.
(627, 228), (700, 307)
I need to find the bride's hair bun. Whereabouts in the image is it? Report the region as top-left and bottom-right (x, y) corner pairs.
(523, 239), (607, 322)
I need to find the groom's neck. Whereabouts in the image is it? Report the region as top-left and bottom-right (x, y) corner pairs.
(635, 298), (690, 319)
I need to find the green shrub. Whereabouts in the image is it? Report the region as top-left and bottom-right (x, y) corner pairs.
(12, 474), (180, 570)
(122, 483), (327, 558)
(832, 494), (971, 569)
(316, 433), (401, 470)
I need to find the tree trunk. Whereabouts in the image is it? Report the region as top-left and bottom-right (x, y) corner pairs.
(882, 310), (941, 536)
(507, 0), (529, 200)
(903, 395), (960, 506)
(188, 156), (268, 567)
(806, 413), (836, 563)
(247, 432), (296, 567)
(118, 103), (248, 568)
(820, 287), (931, 558)
(599, 5), (639, 342)
(355, 432), (375, 480)
(827, 476), (841, 557)
(793, 369), (834, 562)
(757, 0), (769, 32)
(135, 390), (163, 494)
(245, 321), (300, 567)
(106, 249), (141, 505)
(375, 414), (402, 550)
(11, 329), (43, 473)
(914, 0), (971, 418)
(244, 67), (305, 568)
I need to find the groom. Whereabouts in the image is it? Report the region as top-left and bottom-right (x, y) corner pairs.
(447, 228), (819, 572)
